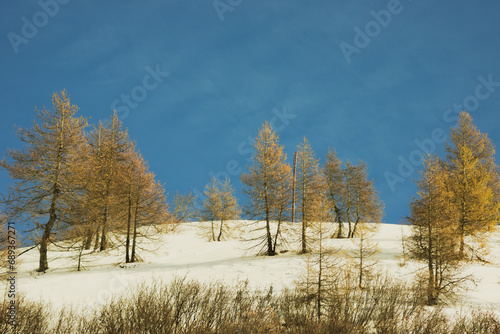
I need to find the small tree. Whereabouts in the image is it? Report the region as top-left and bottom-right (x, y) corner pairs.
(129, 172), (169, 263)
(349, 228), (381, 289)
(344, 161), (383, 238)
(201, 178), (222, 241)
(201, 178), (240, 241)
(296, 214), (342, 320)
(170, 191), (198, 224)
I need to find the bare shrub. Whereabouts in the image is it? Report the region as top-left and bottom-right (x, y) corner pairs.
(1, 276), (499, 333)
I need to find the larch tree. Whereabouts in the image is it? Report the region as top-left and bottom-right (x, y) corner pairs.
(241, 121), (292, 256)
(217, 179), (241, 241)
(296, 137), (324, 254)
(170, 191), (198, 224)
(129, 170), (169, 263)
(201, 177), (223, 241)
(322, 148), (345, 238)
(406, 154), (468, 306)
(343, 161), (357, 238)
(296, 209), (342, 321)
(107, 141), (169, 263)
(344, 161), (383, 238)
(123, 145), (145, 263)
(445, 111), (500, 260)
(201, 177), (241, 242)
(0, 90), (88, 272)
(269, 160), (293, 252)
(87, 113), (132, 251)
(349, 227), (381, 289)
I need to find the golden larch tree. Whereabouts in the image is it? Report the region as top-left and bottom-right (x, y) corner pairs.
(296, 137), (324, 254)
(201, 177), (240, 242)
(406, 154), (468, 306)
(241, 121), (292, 256)
(445, 111), (500, 259)
(322, 148), (345, 238)
(0, 90), (88, 272)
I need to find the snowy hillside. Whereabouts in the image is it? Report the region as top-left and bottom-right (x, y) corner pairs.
(3, 221), (500, 314)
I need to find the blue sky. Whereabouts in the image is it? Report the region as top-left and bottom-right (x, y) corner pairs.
(1, 0), (500, 226)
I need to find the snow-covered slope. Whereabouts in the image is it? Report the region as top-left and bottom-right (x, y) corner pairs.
(2, 222), (500, 313)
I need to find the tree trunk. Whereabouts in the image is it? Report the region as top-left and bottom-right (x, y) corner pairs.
(359, 243), (363, 289)
(459, 220), (465, 258)
(125, 187), (132, 263)
(427, 214), (437, 306)
(335, 206), (343, 238)
(131, 197), (139, 262)
(77, 241), (85, 271)
(100, 206), (109, 251)
(347, 216), (352, 238)
(301, 222), (307, 254)
(352, 219), (359, 238)
(266, 219), (274, 256)
(38, 183), (60, 272)
(211, 220), (216, 242)
(272, 217), (282, 255)
(264, 184), (275, 256)
(317, 248), (322, 320)
(84, 225), (93, 250)
(94, 229), (100, 251)
(217, 219), (224, 241)
(38, 197), (58, 272)
(427, 265), (437, 306)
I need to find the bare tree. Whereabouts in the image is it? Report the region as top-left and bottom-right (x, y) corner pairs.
(170, 191), (198, 224)
(349, 228), (381, 289)
(296, 216), (342, 320)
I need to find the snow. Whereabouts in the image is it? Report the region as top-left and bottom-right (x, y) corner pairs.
(2, 221), (500, 314)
